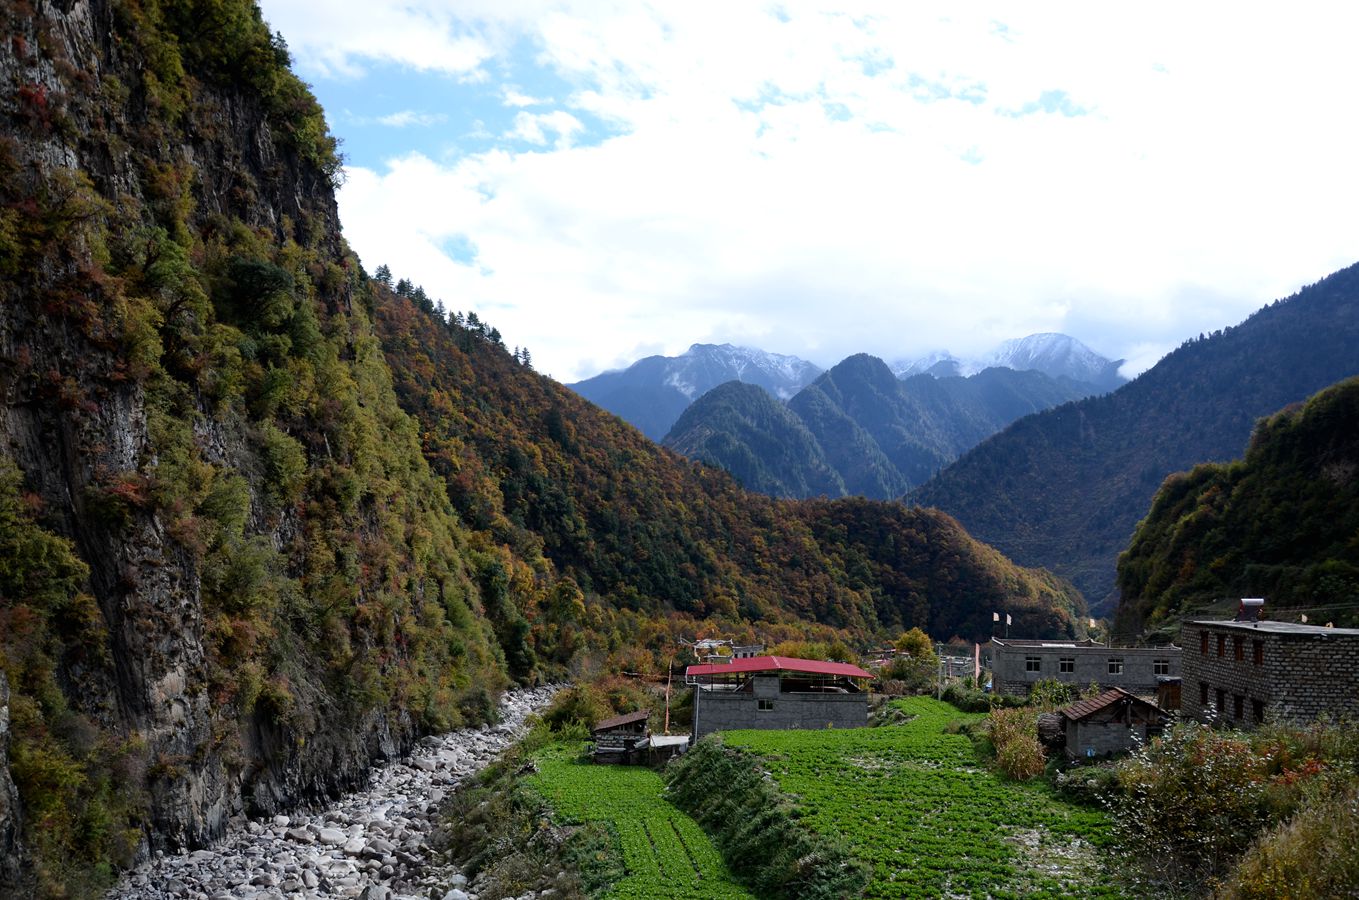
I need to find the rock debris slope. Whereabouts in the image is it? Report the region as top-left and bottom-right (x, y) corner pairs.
(107, 687), (556, 900)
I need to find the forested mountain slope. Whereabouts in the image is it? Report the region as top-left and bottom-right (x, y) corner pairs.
(910, 265), (1359, 612)
(663, 381), (846, 499)
(1115, 377), (1359, 635)
(373, 288), (1086, 648)
(0, 1), (1087, 892)
(0, 0), (510, 893)
(664, 354), (1098, 499)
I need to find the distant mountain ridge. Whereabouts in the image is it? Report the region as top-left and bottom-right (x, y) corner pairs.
(664, 356), (1100, 499)
(909, 262), (1359, 613)
(568, 343), (822, 440)
(570, 332), (1122, 443)
(894, 333), (1126, 392)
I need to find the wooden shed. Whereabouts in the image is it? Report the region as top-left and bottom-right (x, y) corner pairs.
(1060, 688), (1167, 760)
(591, 709), (650, 765)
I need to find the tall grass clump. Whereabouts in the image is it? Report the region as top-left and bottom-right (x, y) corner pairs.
(988, 706), (1046, 780)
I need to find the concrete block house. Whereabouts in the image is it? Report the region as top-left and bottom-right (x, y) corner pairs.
(1059, 688), (1168, 760)
(685, 656), (873, 739)
(1180, 619), (1359, 727)
(990, 638), (1181, 697)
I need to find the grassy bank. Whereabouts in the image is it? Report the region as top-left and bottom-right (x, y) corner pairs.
(723, 697), (1123, 899)
(525, 743), (753, 899)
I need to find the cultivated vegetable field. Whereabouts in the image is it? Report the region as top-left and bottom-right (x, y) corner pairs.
(525, 745), (755, 899)
(724, 697), (1124, 899)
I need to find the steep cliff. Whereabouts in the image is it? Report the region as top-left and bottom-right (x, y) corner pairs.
(0, 1), (504, 894)
(0, 1), (1093, 894)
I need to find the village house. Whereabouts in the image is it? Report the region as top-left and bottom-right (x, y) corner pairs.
(1180, 616), (1359, 728)
(590, 709), (650, 764)
(685, 656), (873, 739)
(990, 637), (1181, 697)
(1059, 688), (1168, 760)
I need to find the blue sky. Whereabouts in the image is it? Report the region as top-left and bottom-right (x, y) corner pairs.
(260, 1), (1359, 382)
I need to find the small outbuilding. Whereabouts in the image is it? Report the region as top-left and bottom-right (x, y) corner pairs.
(591, 709), (650, 765)
(1060, 688), (1167, 760)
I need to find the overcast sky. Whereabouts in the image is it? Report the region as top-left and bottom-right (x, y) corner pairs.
(258, 1), (1359, 382)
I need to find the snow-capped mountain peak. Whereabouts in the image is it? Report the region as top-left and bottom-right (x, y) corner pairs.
(894, 333), (1126, 391)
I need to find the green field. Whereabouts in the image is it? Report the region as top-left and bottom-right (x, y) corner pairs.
(724, 697), (1124, 899)
(525, 744), (756, 899)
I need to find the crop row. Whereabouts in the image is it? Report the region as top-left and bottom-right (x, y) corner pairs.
(724, 697), (1124, 899)
(526, 745), (754, 899)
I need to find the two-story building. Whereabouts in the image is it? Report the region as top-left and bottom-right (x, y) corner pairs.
(990, 637), (1181, 697)
(1180, 619), (1359, 727)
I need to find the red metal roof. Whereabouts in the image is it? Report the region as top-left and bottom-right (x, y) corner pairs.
(685, 655), (873, 679)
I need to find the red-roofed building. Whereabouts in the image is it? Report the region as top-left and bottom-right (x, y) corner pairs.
(685, 656), (872, 738)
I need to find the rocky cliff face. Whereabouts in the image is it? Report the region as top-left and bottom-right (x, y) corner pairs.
(0, 673), (21, 887)
(0, 1), (504, 893)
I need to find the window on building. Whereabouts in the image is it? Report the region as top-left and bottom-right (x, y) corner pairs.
(1108, 658), (1124, 675)
(1200, 682), (1209, 705)
(1216, 688), (1225, 711)
(1233, 636), (1244, 661)
(1252, 699), (1264, 724)
(758, 699), (774, 711)
(1059, 657), (1075, 674)
(1233, 695), (1244, 720)
(1217, 634), (1226, 657)
(1253, 640), (1264, 666)
(1201, 632), (1209, 654)
(1154, 659), (1170, 675)
(1025, 656), (1042, 673)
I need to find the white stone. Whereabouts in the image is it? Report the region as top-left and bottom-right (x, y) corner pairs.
(318, 827), (347, 846)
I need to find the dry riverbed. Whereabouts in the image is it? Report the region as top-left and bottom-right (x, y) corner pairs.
(107, 686), (558, 900)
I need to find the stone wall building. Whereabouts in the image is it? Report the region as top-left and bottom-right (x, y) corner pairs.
(1180, 620), (1359, 727)
(990, 638), (1181, 697)
(686, 656), (871, 739)
(590, 709), (651, 764)
(1059, 688), (1168, 760)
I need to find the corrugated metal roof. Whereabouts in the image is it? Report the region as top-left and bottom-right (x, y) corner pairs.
(592, 709), (650, 732)
(685, 656), (874, 679)
(1060, 687), (1161, 722)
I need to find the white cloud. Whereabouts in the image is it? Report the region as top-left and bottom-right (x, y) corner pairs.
(506, 110), (585, 148)
(377, 110), (449, 127)
(270, 1), (1359, 382)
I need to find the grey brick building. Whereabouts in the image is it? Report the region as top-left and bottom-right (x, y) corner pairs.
(990, 637), (1181, 697)
(1180, 620), (1359, 727)
(686, 656), (871, 739)
(1060, 688), (1169, 760)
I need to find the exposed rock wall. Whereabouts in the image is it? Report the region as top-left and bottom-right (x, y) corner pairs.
(0, 672), (22, 887)
(0, 0), (505, 889)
